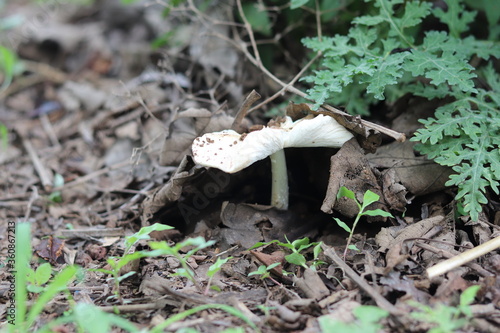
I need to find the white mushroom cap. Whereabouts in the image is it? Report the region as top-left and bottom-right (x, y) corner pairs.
(192, 114), (354, 173)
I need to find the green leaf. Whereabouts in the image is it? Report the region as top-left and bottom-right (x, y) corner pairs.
(285, 252), (307, 267)
(348, 244), (360, 252)
(313, 242), (322, 260)
(207, 257), (231, 278)
(354, 305), (389, 323)
(362, 209), (393, 217)
(0, 46), (17, 90)
(413, 91), (500, 221)
(291, 237), (310, 250)
(35, 263), (52, 286)
(291, 0), (311, 9)
(362, 190), (380, 207)
(248, 265), (267, 277)
(73, 303), (140, 333)
(241, 3), (272, 36)
(125, 223), (174, 250)
(27, 266), (79, 328)
(333, 218), (352, 233)
(460, 285), (480, 307)
(337, 186), (356, 201)
(433, 0), (476, 38)
(404, 49), (477, 94)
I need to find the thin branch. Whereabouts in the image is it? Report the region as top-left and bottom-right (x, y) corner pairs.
(249, 52), (322, 112)
(426, 235), (500, 279)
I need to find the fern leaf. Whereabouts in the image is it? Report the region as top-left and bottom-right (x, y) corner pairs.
(355, 0), (432, 46)
(404, 49), (477, 93)
(433, 0), (476, 38)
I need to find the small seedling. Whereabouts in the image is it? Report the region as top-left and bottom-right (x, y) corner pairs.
(0, 122), (8, 151)
(10, 222), (79, 333)
(146, 236), (215, 290)
(250, 236), (323, 271)
(318, 305), (389, 333)
(248, 262), (281, 281)
(334, 187), (393, 258)
(25, 262), (53, 293)
(94, 223), (173, 300)
(48, 173), (64, 203)
(409, 285), (480, 333)
(205, 256), (232, 294)
(36, 303), (140, 333)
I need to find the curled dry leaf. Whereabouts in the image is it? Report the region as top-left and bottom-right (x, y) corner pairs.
(321, 138), (386, 218)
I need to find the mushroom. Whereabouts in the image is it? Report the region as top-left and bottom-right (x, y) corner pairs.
(191, 114), (354, 209)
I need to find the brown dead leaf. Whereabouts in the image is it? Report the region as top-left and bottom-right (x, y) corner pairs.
(142, 155), (205, 224)
(293, 268), (330, 300)
(367, 141), (452, 197)
(380, 271), (429, 303)
(250, 250), (285, 274)
(35, 236), (66, 264)
(375, 215), (445, 253)
(321, 138), (387, 218)
(218, 202), (315, 249)
(85, 243), (107, 260)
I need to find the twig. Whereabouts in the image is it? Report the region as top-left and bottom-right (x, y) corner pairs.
(315, 0), (322, 41)
(236, 0), (261, 66)
(249, 52), (322, 113)
(52, 160), (131, 191)
(24, 186), (39, 222)
(59, 227), (125, 238)
(231, 89), (261, 132)
(426, 235), (500, 279)
(40, 114), (61, 148)
(20, 134), (53, 190)
(321, 243), (402, 316)
(414, 242), (492, 277)
(99, 300), (175, 313)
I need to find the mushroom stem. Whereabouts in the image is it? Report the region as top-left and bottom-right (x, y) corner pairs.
(270, 149), (288, 210)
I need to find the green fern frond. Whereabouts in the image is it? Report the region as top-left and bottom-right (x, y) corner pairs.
(301, 0), (500, 220)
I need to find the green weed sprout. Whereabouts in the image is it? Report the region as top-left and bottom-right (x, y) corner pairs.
(95, 223), (173, 301)
(0, 122), (8, 151)
(146, 236), (215, 290)
(25, 262), (52, 294)
(250, 236), (323, 271)
(318, 305), (389, 333)
(9, 222), (79, 333)
(248, 262), (281, 281)
(205, 256), (232, 294)
(334, 187), (393, 258)
(409, 285), (480, 333)
(35, 303), (140, 333)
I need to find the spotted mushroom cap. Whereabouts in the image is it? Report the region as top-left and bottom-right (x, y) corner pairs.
(191, 114), (354, 173)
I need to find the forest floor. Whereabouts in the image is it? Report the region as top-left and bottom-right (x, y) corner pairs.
(0, 1), (499, 332)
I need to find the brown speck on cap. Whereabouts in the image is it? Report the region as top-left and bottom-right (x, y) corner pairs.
(240, 133), (247, 141)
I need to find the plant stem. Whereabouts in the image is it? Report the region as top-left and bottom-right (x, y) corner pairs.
(270, 149), (288, 210)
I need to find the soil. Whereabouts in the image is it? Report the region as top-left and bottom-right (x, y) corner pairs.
(1, 1), (499, 332)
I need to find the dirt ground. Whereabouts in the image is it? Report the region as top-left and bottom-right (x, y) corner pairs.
(1, 1), (499, 332)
